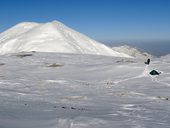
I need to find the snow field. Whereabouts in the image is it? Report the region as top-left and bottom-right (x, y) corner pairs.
(0, 52), (170, 128)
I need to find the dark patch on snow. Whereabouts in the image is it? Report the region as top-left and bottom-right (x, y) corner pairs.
(15, 53), (33, 58)
(60, 106), (87, 111)
(47, 63), (64, 67)
(156, 96), (169, 101)
(0, 63), (5, 66)
(116, 59), (136, 63)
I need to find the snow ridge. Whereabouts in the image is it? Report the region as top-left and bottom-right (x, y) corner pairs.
(0, 20), (131, 57)
(112, 45), (153, 59)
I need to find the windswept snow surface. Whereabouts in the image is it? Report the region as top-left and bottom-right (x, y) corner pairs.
(0, 52), (170, 128)
(0, 21), (130, 57)
(112, 45), (153, 59)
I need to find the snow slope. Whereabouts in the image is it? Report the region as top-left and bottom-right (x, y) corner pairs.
(112, 45), (153, 59)
(0, 21), (130, 57)
(0, 52), (170, 128)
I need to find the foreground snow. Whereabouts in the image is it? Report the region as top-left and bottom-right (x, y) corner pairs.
(0, 52), (170, 128)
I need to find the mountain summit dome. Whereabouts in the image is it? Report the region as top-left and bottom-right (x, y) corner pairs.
(0, 21), (131, 57)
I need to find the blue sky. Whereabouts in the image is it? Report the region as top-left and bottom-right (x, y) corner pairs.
(0, 0), (170, 44)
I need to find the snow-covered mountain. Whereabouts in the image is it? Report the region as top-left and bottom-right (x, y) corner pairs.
(160, 54), (170, 62)
(112, 45), (153, 59)
(0, 21), (130, 57)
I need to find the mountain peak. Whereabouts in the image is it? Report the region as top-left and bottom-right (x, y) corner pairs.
(51, 20), (63, 25)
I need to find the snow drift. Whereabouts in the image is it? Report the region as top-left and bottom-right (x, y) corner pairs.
(0, 21), (131, 57)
